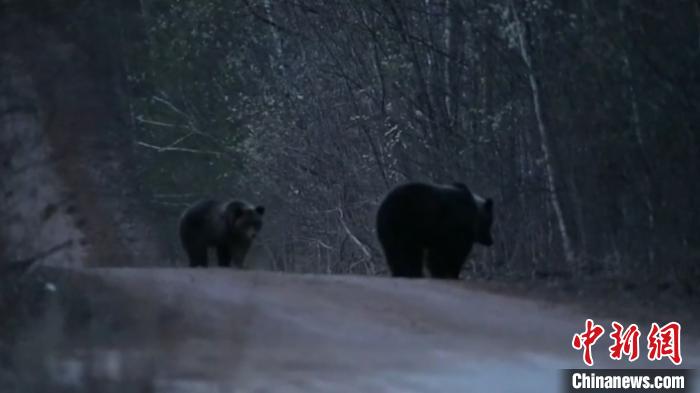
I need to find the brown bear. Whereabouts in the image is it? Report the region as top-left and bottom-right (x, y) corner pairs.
(179, 199), (264, 268)
(376, 182), (493, 279)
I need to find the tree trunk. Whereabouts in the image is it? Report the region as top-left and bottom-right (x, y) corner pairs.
(510, 2), (576, 268)
(618, 1), (656, 268)
(263, 0), (283, 63)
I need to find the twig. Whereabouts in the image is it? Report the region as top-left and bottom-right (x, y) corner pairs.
(1, 240), (74, 276)
(337, 207), (371, 259)
(134, 141), (223, 157)
(135, 116), (178, 128)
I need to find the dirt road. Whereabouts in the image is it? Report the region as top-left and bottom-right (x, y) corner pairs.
(23, 268), (698, 393)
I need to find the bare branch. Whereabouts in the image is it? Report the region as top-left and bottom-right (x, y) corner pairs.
(134, 141), (223, 157)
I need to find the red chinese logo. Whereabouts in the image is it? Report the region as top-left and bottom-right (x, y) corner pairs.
(573, 320), (682, 366)
(572, 319), (605, 366)
(647, 322), (682, 365)
(609, 321), (640, 361)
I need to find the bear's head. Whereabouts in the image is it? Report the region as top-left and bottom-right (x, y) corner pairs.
(224, 200), (265, 240)
(473, 195), (494, 246)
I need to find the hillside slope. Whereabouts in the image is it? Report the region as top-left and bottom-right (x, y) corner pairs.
(0, 12), (169, 268)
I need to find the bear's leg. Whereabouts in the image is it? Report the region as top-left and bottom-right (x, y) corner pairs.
(217, 245), (232, 267)
(426, 245), (470, 279)
(231, 243), (251, 269)
(186, 244), (208, 268)
(383, 243), (424, 278)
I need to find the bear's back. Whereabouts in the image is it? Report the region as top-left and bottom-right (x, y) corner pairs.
(180, 199), (218, 224)
(377, 182), (477, 241)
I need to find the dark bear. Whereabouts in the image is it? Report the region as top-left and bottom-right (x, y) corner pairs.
(179, 199), (264, 268)
(376, 182), (493, 279)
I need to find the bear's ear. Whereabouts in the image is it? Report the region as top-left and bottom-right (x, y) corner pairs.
(255, 205), (265, 216)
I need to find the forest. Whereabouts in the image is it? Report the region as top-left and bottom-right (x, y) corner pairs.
(9, 0), (700, 292)
(3, 1), (700, 391)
